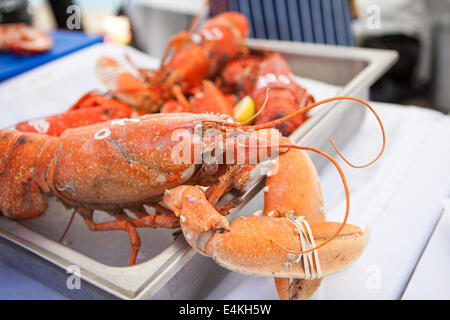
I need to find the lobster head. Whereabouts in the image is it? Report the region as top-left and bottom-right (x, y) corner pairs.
(164, 112), (283, 177)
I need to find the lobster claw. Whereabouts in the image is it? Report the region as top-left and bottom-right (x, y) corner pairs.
(163, 185), (369, 279)
(163, 186), (230, 256)
(205, 216), (370, 279)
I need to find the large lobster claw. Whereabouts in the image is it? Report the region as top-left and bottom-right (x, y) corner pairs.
(205, 216), (369, 279)
(163, 185), (369, 279)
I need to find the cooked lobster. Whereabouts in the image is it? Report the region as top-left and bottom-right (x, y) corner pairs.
(0, 96), (385, 285)
(0, 23), (52, 55)
(221, 53), (315, 136)
(96, 11), (249, 113)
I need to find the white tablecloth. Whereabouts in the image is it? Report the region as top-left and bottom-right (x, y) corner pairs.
(0, 44), (449, 299)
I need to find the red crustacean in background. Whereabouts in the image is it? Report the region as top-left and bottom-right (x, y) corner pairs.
(0, 23), (53, 55)
(189, 80), (236, 117)
(220, 55), (263, 96)
(95, 10), (250, 113)
(94, 7), (314, 138)
(220, 53), (315, 136)
(16, 92), (136, 137)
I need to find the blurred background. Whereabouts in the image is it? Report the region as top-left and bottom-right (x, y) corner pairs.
(1, 0), (449, 113)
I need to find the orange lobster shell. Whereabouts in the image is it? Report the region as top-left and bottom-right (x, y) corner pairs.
(0, 24), (52, 55)
(16, 93), (134, 136)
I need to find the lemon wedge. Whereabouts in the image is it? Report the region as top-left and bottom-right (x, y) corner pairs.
(234, 96), (256, 124)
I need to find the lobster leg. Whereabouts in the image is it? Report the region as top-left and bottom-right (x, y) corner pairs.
(58, 210), (76, 243)
(130, 215), (180, 229)
(79, 209), (141, 265)
(77, 206), (180, 265)
(151, 203), (177, 217)
(204, 164), (251, 215)
(160, 85), (192, 113)
(205, 164), (243, 205)
(214, 199), (244, 216)
(130, 205), (149, 219)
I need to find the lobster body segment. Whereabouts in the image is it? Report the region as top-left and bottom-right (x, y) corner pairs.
(96, 57), (162, 113)
(45, 114), (211, 208)
(190, 80), (235, 117)
(2, 112), (279, 216)
(195, 12), (249, 78)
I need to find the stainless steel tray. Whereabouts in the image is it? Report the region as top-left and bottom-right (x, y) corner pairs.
(0, 40), (397, 299)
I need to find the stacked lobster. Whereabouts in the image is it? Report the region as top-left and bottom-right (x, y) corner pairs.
(3, 10), (387, 301)
(94, 11), (313, 136)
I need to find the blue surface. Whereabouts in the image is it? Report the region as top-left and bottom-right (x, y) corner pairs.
(0, 30), (103, 82)
(226, 0), (355, 46)
(0, 261), (67, 300)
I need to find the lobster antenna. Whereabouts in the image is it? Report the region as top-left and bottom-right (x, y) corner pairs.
(224, 96), (386, 169)
(124, 53), (151, 80)
(240, 88), (270, 126)
(188, 0), (210, 34)
(160, 0), (210, 67)
(58, 210), (76, 243)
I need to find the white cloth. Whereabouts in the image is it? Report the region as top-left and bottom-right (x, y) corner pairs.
(402, 200), (450, 300)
